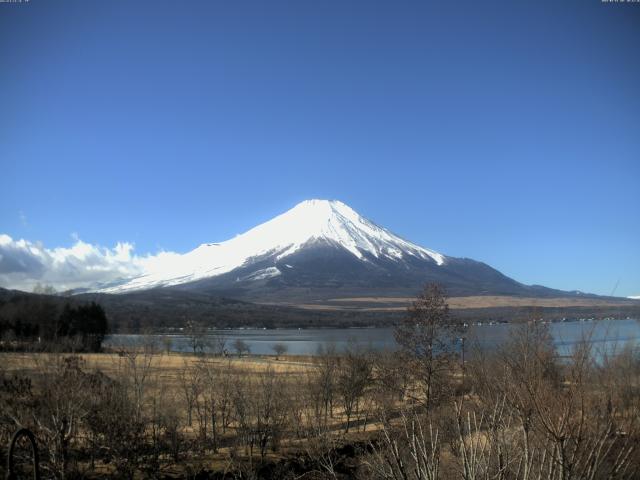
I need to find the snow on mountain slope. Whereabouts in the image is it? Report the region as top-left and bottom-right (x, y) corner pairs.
(98, 200), (446, 293)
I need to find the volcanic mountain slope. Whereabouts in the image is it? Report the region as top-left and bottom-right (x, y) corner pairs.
(95, 199), (582, 302)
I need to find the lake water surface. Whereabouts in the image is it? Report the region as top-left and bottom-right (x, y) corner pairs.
(105, 318), (640, 357)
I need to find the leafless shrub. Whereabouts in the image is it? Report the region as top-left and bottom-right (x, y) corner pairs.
(304, 424), (344, 480)
(231, 366), (290, 463)
(179, 359), (200, 427)
(31, 356), (93, 478)
(272, 342), (288, 360)
(336, 342), (372, 433)
(233, 339), (251, 357)
(308, 344), (338, 430)
(365, 406), (440, 480)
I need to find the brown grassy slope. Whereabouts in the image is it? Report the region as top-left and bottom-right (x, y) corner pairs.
(290, 295), (639, 311)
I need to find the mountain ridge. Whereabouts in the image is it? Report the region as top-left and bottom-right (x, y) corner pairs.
(90, 199), (598, 302)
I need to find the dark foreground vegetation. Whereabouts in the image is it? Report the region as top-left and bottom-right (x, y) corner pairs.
(0, 292), (108, 352)
(1, 284), (640, 479)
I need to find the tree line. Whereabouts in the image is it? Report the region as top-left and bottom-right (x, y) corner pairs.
(0, 293), (108, 352)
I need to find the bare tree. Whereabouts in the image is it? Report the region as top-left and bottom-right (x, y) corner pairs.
(375, 349), (411, 405)
(178, 360), (200, 427)
(255, 367), (290, 460)
(231, 366), (290, 463)
(193, 358), (233, 452)
(233, 339), (250, 357)
(272, 342), (288, 360)
(185, 320), (208, 355)
(161, 335), (173, 355)
(84, 367), (146, 477)
(211, 329), (228, 356)
(460, 321), (640, 480)
(312, 343), (338, 427)
(32, 356), (91, 478)
(337, 342), (372, 433)
(394, 283), (462, 410)
(304, 423), (343, 480)
(366, 406), (441, 480)
(32, 283), (57, 295)
(117, 339), (156, 422)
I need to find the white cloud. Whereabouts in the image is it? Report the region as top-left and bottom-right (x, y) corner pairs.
(0, 233), (173, 293)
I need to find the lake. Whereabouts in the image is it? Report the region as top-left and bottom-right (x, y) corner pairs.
(105, 318), (640, 357)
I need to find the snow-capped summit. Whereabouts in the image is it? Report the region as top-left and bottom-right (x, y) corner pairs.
(238, 199), (445, 265)
(99, 199), (446, 293)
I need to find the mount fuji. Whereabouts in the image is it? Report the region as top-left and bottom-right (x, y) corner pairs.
(95, 199), (568, 302)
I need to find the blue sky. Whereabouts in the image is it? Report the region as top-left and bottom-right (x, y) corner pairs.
(1, 0), (639, 296)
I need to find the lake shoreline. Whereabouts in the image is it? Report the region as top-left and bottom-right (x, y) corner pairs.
(105, 318), (640, 358)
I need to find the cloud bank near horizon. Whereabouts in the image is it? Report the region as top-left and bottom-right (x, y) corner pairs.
(0, 234), (179, 292)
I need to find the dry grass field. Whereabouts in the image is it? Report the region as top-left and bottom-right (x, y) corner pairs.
(0, 351), (316, 377)
(291, 295), (638, 311)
